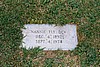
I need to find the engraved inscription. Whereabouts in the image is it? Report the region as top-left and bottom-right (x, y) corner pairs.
(31, 30), (67, 44)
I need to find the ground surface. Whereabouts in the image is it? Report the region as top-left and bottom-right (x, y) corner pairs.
(0, 0), (100, 67)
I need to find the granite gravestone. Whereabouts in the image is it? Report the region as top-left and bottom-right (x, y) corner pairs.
(21, 24), (78, 50)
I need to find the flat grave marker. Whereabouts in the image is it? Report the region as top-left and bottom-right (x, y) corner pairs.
(21, 24), (78, 50)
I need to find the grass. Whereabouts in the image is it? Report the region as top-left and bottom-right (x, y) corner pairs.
(0, 0), (100, 67)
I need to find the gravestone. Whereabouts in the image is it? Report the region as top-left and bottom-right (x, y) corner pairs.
(21, 24), (78, 50)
